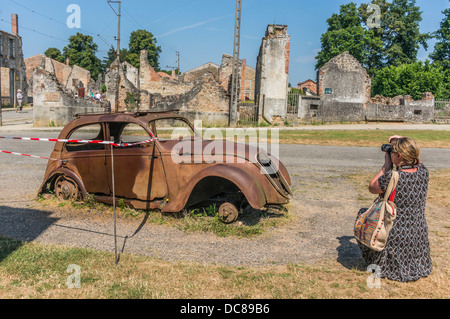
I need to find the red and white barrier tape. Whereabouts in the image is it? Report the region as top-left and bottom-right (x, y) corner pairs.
(0, 149), (59, 161)
(0, 136), (157, 147)
(0, 136), (158, 161)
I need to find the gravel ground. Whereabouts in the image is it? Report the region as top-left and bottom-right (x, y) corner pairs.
(0, 114), (449, 268)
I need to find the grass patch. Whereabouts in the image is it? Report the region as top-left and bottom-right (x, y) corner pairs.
(276, 130), (450, 148)
(0, 237), (447, 299)
(35, 195), (290, 239)
(157, 129), (450, 148)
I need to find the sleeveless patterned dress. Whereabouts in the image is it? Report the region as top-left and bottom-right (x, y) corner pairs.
(357, 164), (433, 282)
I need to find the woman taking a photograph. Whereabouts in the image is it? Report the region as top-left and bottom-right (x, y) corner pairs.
(358, 135), (433, 282)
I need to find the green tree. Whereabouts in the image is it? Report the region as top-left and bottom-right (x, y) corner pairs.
(317, 1), (431, 74)
(101, 46), (130, 73)
(62, 32), (102, 80)
(44, 47), (65, 63)
(382, 0), (431, 66)
(430, 7), (450, 70)
(315, 2), (384, 76)
(100, 29), (162, 71)
(372, 61), (446, 99)
(126, 29), (161, 69)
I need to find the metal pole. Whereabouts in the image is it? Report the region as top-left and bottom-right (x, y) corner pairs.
(117, 0), (121, 57)
(107, 0), (122, 112)
(111, 140), (118, 265)
(230, 0), (242, 127)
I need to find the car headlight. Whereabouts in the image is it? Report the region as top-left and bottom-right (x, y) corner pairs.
(257, 150), (272, 166)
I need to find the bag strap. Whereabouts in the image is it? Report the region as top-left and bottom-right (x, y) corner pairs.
(383, 171), (399, 201)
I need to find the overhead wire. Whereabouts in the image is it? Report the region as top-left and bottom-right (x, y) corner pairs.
(5, 0), (206, 70)
(0, 18), (69, 43)
(5, 0), (116, 54)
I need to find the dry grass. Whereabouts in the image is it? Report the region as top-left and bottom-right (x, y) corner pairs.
(1, 169), (448, 299)
(0, 243), (448, 299)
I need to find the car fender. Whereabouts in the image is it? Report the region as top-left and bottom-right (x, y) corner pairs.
(38, 167), (87, 200)
(161, 164), (266, 213)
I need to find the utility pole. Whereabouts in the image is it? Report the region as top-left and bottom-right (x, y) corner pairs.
(107, 0), (122, 56)
(108, 0), (122, 112)
(117, 0), (121, 57)
(229, 0), (242, 127)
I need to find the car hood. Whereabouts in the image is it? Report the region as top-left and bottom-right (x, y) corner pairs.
(159, 138), (292, 196)
(165, 138), (270, 163)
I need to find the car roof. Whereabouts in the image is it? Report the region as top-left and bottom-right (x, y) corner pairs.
(74, 110), (182, 122)
(59, 111), (187, 136)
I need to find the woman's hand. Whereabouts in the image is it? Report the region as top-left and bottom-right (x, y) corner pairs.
(389, 135), (404, 143)
(369, 150), (393, 194)
(383, 151), (393, 171)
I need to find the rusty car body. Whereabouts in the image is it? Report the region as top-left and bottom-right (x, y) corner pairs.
(38, 112), (292, 223)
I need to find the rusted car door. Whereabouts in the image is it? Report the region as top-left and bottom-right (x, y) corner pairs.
(105, 122), (168, 202)
(62, 123), (110, 195)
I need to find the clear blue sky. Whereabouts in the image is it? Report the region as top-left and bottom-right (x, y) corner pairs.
(0, 0), (448, 86)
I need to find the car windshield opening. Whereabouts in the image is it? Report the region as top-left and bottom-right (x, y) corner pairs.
(109, 122), (152, 147)
(150, 118), (197, 142)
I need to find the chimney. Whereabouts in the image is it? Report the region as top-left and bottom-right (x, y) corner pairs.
(66, 58), (70, 66)
(11, 14), (19, 35)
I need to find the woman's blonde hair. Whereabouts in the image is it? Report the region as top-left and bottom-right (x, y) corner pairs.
(391, 137), (420, 165)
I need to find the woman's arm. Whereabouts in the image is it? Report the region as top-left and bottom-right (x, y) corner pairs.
(369, 152), (393, 194)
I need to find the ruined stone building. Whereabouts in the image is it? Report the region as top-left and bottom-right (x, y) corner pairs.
(317, 51), (372, 105)
(32, 57), (109, 127)
(182, 55), (256, 102)
(297, 79), (317, 96)
(296, 51), (435, 123)
(25, 54), (91, 98)
(103, 51), (257, 126)
(0, 14), (28, 106)
(183, 62), (220, 83)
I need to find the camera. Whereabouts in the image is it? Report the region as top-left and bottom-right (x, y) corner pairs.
(381, 144), (394, 153)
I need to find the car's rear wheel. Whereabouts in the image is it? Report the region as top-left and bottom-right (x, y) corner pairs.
(218, 202), (239, 224)
(54, 175), (81, 202)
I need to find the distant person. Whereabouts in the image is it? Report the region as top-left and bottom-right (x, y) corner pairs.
(16, 89), (23, 113)
(95, 92), (102, 101)
(90, 92), (95, 100)
(357, 136), (432, 282)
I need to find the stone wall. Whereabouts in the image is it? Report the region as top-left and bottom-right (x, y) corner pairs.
(317, 51), (371, 105)
(241, 59), (256, 101)
(293, 52), (435, 123)
(365, 92), (435, 123)
(32, 58), (109, 127)
(104, 58), (141, 112)
(255, 24), (290, 122)
(102, 50), (230, 125)
(297, 93), (435, 123)
(25, 54), (91, 98)
(183, 62), (219, 82)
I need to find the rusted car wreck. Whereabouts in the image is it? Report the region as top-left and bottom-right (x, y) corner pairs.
(38, 112), (292, 223)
